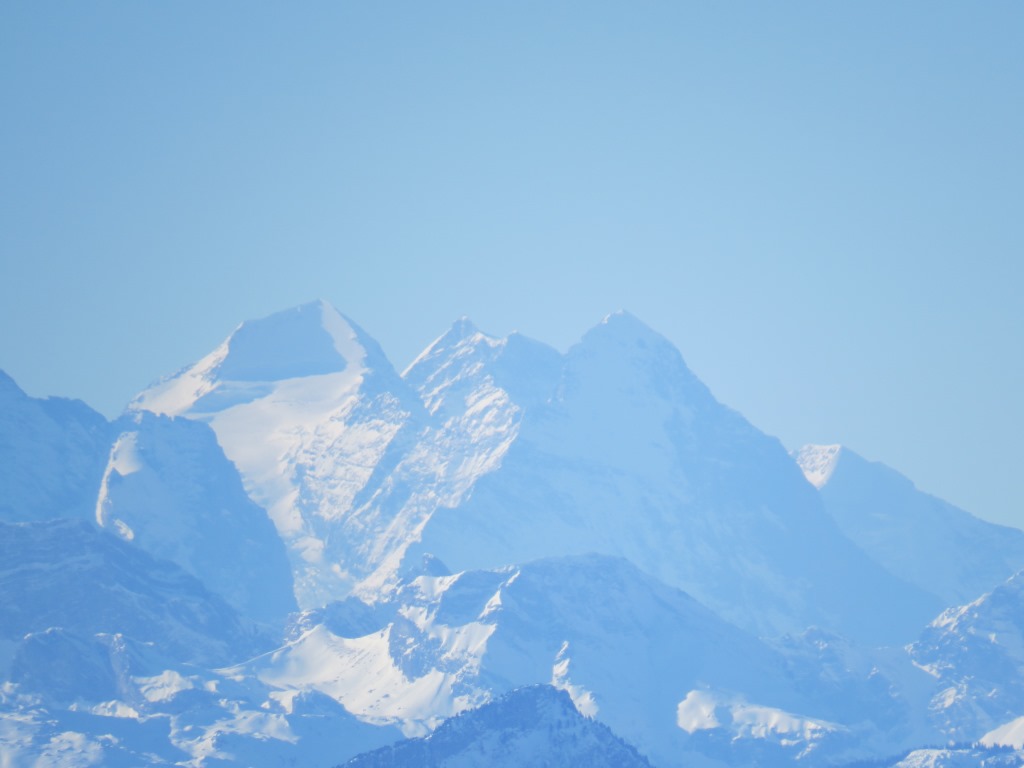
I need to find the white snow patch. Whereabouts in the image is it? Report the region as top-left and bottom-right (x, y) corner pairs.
(132, 341), (231, 418)
(409, 573), (463, 603)
(892, 748), (954, 768)
(677, 689), (841, 753)
(551, 641), (598, 718)
(981, 715), (1024, 748)
(89, 700), (141, 719)
(95, 432), (145, 535)
(319, 301), (368, 366)
(135, 669), (197, 703)
(794, 444), (842, 489)
(676, 690), (721, 733)
(108, 432), (144, 476)
(37, 731), (104, 766)
(237, 623), (490, 735)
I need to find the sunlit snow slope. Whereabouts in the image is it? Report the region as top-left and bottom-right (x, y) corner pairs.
(131, 300), (425, 608)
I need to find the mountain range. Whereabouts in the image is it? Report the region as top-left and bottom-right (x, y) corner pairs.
(2, 300), (1023, 767)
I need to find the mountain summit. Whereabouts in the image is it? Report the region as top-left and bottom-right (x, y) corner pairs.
(131, 300), (423, 608)
(132, 299), (399, 416)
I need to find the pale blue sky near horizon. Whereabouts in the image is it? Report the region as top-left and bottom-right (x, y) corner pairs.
(2, 3), (1022, 529)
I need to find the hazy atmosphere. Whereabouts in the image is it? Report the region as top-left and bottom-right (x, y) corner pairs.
(2, 2), (1022, 529)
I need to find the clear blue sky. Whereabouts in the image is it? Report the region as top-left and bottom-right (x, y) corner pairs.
(2, 3), (1022, 528)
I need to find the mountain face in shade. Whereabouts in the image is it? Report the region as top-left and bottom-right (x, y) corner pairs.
(406, 312), (939, 644)
(796, 444), (1024, 607)
(338, 685), (654, 768)
(0, 370), (112, 523)
(0, 519), (268, 671)
(95, 411), (297, 626)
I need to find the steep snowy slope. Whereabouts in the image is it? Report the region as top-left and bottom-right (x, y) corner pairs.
(131, 300), (426, 609)
(909, 571), (1024, 741)
(0, 370), (112, 523)
(410, 313), (939, 644)
(402, 318), (563, 419)
(282, 316), (556, 602)
(984, 715), (1024, 748)
(338, 685), (654, 768)
(350, 319), (564, 596)
(95, 411), (296, 625)
(796, 445), (1024, 606)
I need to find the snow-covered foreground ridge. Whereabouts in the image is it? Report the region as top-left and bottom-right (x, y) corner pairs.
(4, 299), (1024, 768)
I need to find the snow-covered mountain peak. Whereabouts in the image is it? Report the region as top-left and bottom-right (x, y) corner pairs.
(446, 315), (482, 340)
(216, 299), (364, 380)
(583, 309), (675, 350)
(402, 317), (500, 385)
(402, 317), (561, 419)
(795, 443), (843, 488)
(130, 300), (390, 418)
(532, 311), (717, 476)
(128, 302), (422, 609)
(565, 311), (713, 412)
